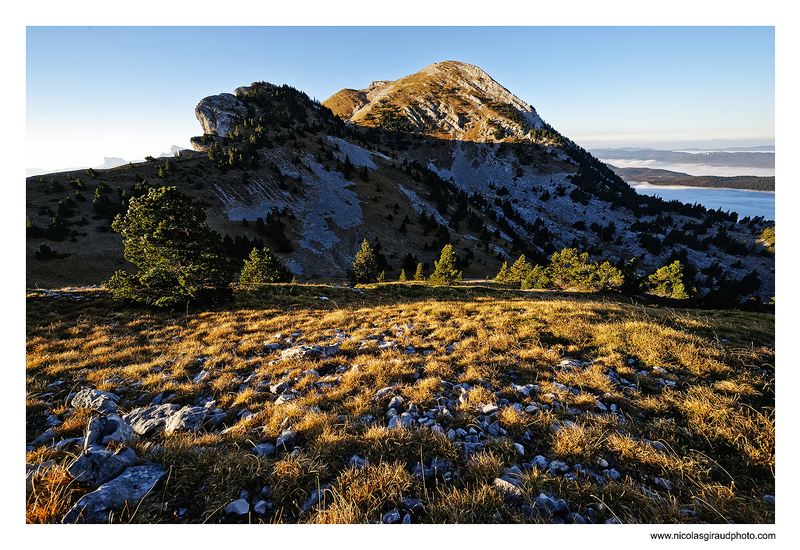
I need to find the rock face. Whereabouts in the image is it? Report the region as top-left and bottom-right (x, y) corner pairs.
(194, 93), (247, 139)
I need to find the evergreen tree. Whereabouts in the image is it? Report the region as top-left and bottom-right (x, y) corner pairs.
(239, 247), (293, 284)
(494, 261), (510, 283)
(347, 239), (379, 285)
(414, 263), (425, 282)
(106, 186), (234, 307)
(508, 254), (532, 284)
(399, 269), (407, 282)
(522, 265), (552, 290)
(644, 260), (693, 299)
(429, 244), (461, 286)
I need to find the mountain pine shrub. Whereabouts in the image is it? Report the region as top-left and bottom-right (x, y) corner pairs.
(106, 186), (235, 307)
(238, 247), (293, 285)
(347, 239), (379, 285)
(429, 244), (461, 286)
(644, 260), (694, 299)
(547, 248), (623, 292)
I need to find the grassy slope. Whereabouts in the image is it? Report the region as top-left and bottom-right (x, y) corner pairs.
(26, 283), (774, 524)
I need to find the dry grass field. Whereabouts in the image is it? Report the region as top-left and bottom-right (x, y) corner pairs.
(25, 282), (774, 525)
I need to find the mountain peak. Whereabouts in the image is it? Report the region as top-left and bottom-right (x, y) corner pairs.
(323, 60), (548, 144)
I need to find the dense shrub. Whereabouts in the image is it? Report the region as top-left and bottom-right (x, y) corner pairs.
(644, 260), (694, 299)
(106, 187), (234, 307)
(238, 247), (293, 284)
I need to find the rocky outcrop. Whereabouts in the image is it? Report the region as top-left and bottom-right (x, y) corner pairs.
(194, 93), (247, 139)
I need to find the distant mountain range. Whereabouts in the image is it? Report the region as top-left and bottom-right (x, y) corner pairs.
(590, 147), (774, 169)
(26, 146), (189, 177)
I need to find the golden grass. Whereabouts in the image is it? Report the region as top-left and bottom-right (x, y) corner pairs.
(25, 284), (775, 524)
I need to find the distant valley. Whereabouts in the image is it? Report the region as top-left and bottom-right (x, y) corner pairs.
(608, 165), (775, 192)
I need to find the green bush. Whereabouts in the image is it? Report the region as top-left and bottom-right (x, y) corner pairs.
(644, 260), (694, 299)
(429, 244), (461, 286)
(106, 187), (234, 307)
(502, 247), (623, 292)
(238, 247), (293, 284)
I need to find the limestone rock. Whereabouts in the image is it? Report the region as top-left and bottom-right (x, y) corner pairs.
(67, 447), (139, 489)
(194, 93), (247, 137)
(71, 388), (120, 415)
(275, 428), (296, 448)
(164, 405), (208, 435)
(279, 344), (340, 362)
(62, 462), (166, 524)
(224, 498), (250, 515)
(84, 413), (134, 449)
(30, 428), (59, 449)
(124, 404), (179, 436)
(493, 476), (525, 504)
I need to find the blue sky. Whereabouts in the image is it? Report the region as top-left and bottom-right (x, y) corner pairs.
(26, 22), (777, 171)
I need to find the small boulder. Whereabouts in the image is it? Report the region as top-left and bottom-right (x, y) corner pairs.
(224, 498), (250, 515)
(275, 428), (296, 448)
(67, 447), (139, 490)
(124, 404), (180, 436)
(62, 462), (166, 524)
(164, 406), (208, 435)
(71, 388), (120, 415)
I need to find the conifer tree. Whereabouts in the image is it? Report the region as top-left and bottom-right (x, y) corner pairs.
(399, 269), (407, 282)
(644, 260), (693, 299)
(414, 263), (425, 282)
(508, 254), (531, 283)
(106, 186), (234, 307)
(429, 244), (461, 286)
(239, 247), (293, 284)
(347, 239), (379, 285)
(494, 261), (510, 283)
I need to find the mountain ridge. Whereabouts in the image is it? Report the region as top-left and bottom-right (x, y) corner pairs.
(25, 61), (775, 306)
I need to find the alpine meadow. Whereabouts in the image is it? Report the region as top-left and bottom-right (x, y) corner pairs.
(26, 59), (775, 529)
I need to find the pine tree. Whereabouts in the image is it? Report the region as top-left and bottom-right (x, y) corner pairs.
(347, 239), (379, 285)
(429, 244), (460, 286)
(106, 186), (234, 307)
(239, 247), (293, 284)
(508, 254), (531, 283)
(414, 263), (425, 282)
(494, 261), (510, 283)
(399, 269), (407, 282)
(644, 260), (693, 299)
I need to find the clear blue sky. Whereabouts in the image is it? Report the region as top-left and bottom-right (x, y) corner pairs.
(26, 25), (776, 171)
